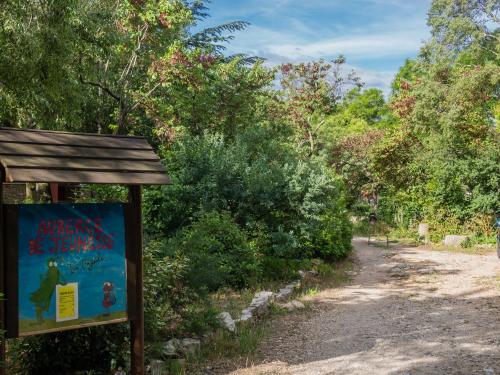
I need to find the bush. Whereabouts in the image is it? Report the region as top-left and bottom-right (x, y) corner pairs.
(260, 257), (312, 281)
(143, 239), (220, 342)
(144, 130), (353, 264)
(8, 324), (129, 375)
(312, 207), (353, 259)
(168, 211), (260, 291)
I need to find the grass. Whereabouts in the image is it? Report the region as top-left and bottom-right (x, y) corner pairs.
(422, 243), (496, 256)
(299, 259), (353, 302)
(211, 288), (255, 319)
(304, 287), (320, 297)
(474, 275), (500, 291)
(185, 322), (270, 374)
(368, 232), (496, 256)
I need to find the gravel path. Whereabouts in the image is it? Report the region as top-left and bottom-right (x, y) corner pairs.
(227, 238), (500, 375)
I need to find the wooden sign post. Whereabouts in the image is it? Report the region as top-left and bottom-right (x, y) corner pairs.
(0, 127), (170, 375)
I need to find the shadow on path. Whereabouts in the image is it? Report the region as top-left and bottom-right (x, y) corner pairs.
(224, 237), (500, 375)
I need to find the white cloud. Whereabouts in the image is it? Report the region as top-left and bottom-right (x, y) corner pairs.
(355, 68), (396, 95)
(269, 32), (424, 59)
(204, 1), (431, 94)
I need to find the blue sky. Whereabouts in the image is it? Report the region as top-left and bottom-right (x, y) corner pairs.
(197, 0), (432, 93)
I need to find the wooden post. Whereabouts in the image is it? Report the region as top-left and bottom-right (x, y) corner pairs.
(49, 183), (59, 203)
(129, 185), (144, 375)
(0, 169), (5, 375)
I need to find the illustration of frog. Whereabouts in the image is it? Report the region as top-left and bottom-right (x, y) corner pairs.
(30, 258), (67, 323)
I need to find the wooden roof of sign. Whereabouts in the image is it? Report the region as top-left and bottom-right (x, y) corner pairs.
(0, 127), (171, 185)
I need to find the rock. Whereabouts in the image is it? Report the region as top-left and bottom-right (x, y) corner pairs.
(417, 268), (433, 274)
(275, 285), (294, 302)
(218, 312), (236, 332)
(150, 360), (168, 375)
(418, 223), (429, 236)
(477, 244), (494, 249)
(163, 338), (180, 357)
(298, 270), (318, 278)
(249, 291), (274, 315)
(389, 266), (408, 278)
(239, 307), (254, 322)
(200, 332), (212, 344)
(180, 338), (201, 356)
(280, 300), (305, 312)
(443, 235), (468, 247)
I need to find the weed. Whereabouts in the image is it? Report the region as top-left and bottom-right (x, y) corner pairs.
(304, 287), (320, 297)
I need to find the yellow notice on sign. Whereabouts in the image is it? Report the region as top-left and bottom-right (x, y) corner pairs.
(56, 283), (79, 322)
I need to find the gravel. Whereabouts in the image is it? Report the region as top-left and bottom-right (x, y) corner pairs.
(223, 238), (500, 375)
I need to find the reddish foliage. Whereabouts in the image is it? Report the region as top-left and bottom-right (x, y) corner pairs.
(399, 80), (411, 91)
(159, 13), (172, 28)
(390, 95), (416, 118)
(198, 54), (216, 67)
(333, 130), (384, 160)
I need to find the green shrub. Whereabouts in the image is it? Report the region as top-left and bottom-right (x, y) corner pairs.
(8, 324), (129, 375)
(143, 240), (220, 342)
(168, 211), (260, 291)
(352, 218), (369, 236)
(260, 257), (312, 281)
(312, 208), (352, 259)
(144, 130), (353, 264)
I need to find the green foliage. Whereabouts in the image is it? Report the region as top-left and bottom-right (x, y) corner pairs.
(2, 2), (358, 373)
(276, 58), (362, 155)
(74, 185), (128, 203)
(167, 211), (260, 291)
(425, 0), (499, 61)
(325, 88), (395, 137)
(0, 0), (255, 135)
(143, 239), (220, 342)
(8, 324), (129, 375)
(319, 88), (394, 207)
(369, 1), (499, 239)
(391, 59), (422, 96)
(144, 128), (352, 262)
(311, 206), (352, 259)
(260, 257), (312, 281)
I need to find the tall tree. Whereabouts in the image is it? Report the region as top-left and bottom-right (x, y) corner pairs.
(0, 0), (254, 136)
(424, 0), (499, 60)
(277, 57), (362, 155)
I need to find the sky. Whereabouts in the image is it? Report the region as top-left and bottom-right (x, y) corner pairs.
(196, 0), (433, 94)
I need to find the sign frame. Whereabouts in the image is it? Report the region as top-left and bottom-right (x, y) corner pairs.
(6, 203), (130, 337)
(1, 190), (143, 370)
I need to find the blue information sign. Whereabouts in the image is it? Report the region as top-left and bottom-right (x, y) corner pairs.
(18, 203), (127, 335)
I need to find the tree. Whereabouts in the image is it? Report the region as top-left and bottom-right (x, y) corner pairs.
(424, 0), (499, 61)
(371, 0), (500, 226)
(277, 57), (362, 155)
(0, 0), (255, 136)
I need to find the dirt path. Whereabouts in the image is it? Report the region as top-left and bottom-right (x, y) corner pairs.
(227, 238), (500, 375)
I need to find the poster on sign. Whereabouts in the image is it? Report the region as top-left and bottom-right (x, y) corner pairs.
(18, 203), (127, 336)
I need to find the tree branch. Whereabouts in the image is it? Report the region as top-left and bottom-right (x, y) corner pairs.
(79, 75), (121, 102)
(131, 81), (163, 111)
